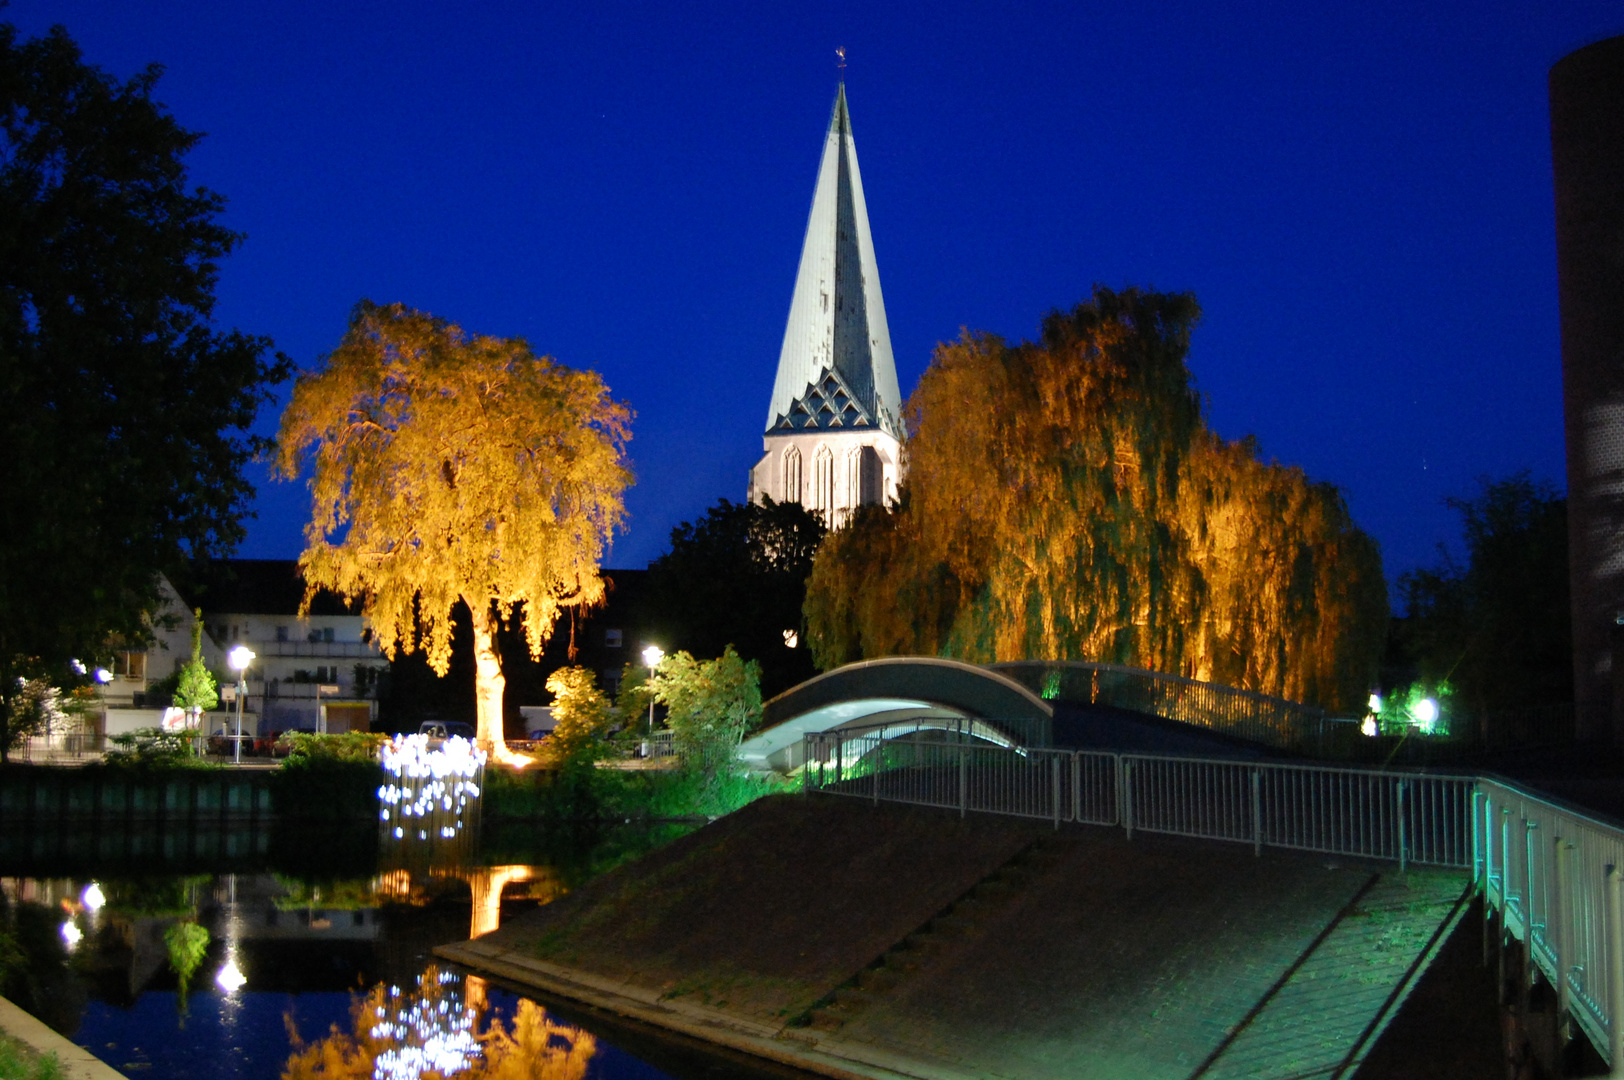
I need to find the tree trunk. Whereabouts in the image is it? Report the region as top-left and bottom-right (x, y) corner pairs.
(467, 600), (508, 757)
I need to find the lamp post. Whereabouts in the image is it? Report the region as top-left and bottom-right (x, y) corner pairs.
(641, 645), (663, 756)
(228, 645), (255, 765)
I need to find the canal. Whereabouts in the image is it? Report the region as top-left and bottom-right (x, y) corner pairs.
(0, 799), (808, 1080)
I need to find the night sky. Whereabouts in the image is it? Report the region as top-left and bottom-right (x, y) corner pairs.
(10, 1), (1623, 592)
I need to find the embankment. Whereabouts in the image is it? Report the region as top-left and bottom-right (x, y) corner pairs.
(439, 794), (1482, 1080)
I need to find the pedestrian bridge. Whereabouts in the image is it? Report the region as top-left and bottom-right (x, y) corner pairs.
(737, 657), (1053, 773)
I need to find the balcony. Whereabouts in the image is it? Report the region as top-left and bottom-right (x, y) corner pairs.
(254, 640), (381, 659)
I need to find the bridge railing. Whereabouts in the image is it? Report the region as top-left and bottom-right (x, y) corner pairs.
(991, 660), (1331, 752)
(802, 731), (1473, 870)
(801, 730), (1624, 1072)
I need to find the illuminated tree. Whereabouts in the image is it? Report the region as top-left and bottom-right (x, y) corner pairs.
(171, 609), (219, 729)
(0, 22), (287, 735)
(648, 646), (762, 771)
(540, 666), (614, 769)
(805, 287), (1387, 711)
(278, 301), (631, 755)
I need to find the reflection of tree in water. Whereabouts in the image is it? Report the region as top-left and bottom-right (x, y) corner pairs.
(284, 965), (594, 1080)
(163, 921), (209, 1022)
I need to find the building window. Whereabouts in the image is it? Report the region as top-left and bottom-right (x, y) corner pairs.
(322, 627), (335, 643)
(276, 625), (289, 643)
(812, 444), (835, 519)
(114, 651), (147, 681)
(605, 629), (623, 648)
(783, 445), (803, 503)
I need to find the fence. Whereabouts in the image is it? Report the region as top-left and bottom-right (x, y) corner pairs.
(1478, 777), (1624, 1073)
(802, 729), (1624, 1073)
(802, 731), (1474, 870)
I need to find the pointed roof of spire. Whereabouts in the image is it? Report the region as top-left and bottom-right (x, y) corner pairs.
(764, 84), (903, 439)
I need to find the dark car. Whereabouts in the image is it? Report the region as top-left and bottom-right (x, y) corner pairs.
(418, 721), (476, 743)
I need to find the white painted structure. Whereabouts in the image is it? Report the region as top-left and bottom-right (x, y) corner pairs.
(748, 84), (905, 525)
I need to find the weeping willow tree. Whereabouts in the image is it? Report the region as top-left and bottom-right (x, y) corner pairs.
(804, 287), (1386, 711)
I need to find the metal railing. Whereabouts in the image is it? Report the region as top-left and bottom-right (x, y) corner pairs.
(802, 731), (1473, 870)
(992, 660), (1330, 752)
(1477, 778), (1624, 1073)
(801, 729), (1624, 1073)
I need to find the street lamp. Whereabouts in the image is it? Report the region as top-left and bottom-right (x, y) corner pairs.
(641, 645), (663, 754)
(228, 645), (255, 765)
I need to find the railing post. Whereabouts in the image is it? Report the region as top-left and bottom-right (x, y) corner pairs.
(835, 734), (843, 786)
(1052, 755), (1061, 830)
(1251, 767), (1263, 858)
(1555, 837), (1573, 1045)
(1122, 757), (1134, 843)
(1524, 819), (1538, 1001)
(1396, 780), (1408, 874)
(1607, 864), (1624, 1078)
(872, 739), (880, 807)
(958, 741), (967, 818)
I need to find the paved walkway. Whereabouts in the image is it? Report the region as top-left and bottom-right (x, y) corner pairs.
(440, 796), (1472, 1080)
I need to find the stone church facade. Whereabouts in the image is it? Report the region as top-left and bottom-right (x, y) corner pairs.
(748, 84), (904, 527)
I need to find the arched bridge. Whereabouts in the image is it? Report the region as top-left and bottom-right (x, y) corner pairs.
(738, 657), (1052, 773)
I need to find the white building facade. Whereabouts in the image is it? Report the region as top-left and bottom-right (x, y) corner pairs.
(748, 84), (905, 526)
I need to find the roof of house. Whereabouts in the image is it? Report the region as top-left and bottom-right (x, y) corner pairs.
(183, 559), (360, 617)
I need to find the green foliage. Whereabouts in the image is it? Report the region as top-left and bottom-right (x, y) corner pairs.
(102, 728), (213, 769)
(172, 609), (219, 715)
(2, 680), (96, 758)
(0, 22), (289, 741)
(649, 647), (763, 771)
(1396, 474), (1571, 718)
(0, 1035), (62, 1080)
(164, 920), (209, 1012)
(541, 666), (615, 769)
(269, 756), (384, 820)
(482, 760), (792, 823)
(99, 876), (209, 918)
(280, 731), (387, 762)
(804, 287), (1388, 711)
(644, 498), (827, 697)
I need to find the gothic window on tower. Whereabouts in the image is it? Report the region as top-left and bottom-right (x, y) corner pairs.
(783, 445), (803, 503)
(813, 444), (835, 520)
(860, 444), (882, 506)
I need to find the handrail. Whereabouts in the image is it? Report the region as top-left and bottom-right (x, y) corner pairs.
(799, 731), (1624, 1072)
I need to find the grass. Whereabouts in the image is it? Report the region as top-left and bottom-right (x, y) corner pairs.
(0, 1035), (61, 1080)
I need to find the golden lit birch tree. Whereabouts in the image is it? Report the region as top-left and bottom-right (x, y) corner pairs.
(277, 301), (632, 756)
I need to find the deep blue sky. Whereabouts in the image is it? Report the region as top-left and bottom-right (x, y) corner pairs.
(11, 1), (1623, 589)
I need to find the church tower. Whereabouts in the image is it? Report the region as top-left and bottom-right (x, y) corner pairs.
(748, 84), (904, 527)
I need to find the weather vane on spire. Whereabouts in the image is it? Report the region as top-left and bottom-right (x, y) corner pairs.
(836, 46), (846, 76)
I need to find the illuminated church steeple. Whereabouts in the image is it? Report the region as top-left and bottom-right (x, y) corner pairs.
(748, 82), (904, 525)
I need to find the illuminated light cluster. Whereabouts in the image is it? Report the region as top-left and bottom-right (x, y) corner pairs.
(379, 735), (486, 858)
(369, 970), (481, 1080)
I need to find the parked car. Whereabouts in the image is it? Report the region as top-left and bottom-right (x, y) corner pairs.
(418, 721), (476, 743)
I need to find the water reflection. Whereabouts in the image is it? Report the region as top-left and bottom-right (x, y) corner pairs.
(284, 966), (596, 1080)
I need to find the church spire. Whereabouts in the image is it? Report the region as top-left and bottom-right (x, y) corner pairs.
(763, 83), (903, 440)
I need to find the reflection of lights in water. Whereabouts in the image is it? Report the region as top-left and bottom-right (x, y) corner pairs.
(81, 882), (105, 911)
(216, 954), (247, 993)
(60, 921), (82, 948)
(285, 964), (596, 1080)
(371, 970), (480, 1080)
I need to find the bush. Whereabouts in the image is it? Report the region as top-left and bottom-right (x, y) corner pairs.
(102, 728), (213, 769)
(279, 731), (387, 762)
